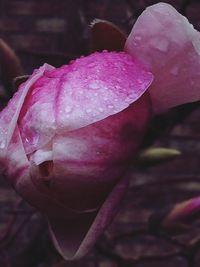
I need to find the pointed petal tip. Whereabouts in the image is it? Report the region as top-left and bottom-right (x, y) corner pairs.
(90, 19), (126, 52)
(47, 176), (129, 260)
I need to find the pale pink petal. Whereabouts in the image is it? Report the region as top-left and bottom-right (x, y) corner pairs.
(0, 63), (54, 157)
(125, 3), (200, 113)
(18, 69), (57, 154)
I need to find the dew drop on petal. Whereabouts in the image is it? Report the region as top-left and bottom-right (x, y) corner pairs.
(86, 108), (92, 113)
(108, 104), (114, 109)
(65, 106), (73, 113)
(89, 81), (99, 90)
(98, 107), (104, 113)
(88, 62), (96, 68)
(134, 35), (142, 41)
(170, 66), (179, 75)
(0, 141), (5, 149)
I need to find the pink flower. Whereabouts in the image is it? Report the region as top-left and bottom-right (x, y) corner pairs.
(0, 52), (152, 259)
(0, 2), (200, 260)
(125, 2), (200, 113)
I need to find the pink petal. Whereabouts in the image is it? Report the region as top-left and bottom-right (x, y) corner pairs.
(19, 67), (57, 154)
(163, 196), (200, 227)
(47, 93), (151, 260)
(18, 51), (152, 154)
(0, 51), (153, 260)
(0, 63), (54, 157)
(55, 51), (153, 132)
(125, 3), (200, 113)
(14, 93), (151, 261)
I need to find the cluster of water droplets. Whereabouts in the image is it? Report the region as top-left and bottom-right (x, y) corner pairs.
(53, 50), (153, 132)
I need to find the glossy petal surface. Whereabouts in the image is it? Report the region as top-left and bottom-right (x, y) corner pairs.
(125, 3), (200, 113)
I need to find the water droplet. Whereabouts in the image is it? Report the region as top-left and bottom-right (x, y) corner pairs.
(88, 62), (96, 68)
(65, 106), (73, 113)
(86, 108), (92, 113)
(137, 79), (143, 84)
(108, 104), (114, 109)
(190, 79), (195, 86)
(89, 81), (99, 90)
(170, 66), (179, 75)
(25, 137), (30, 144)
(151, 37), (169, 52)
(125, 97), (131, 103)
(0, 141), (5, 149)
(134, 35), (142, 41)
(98, 107), (104, 112)
(129, 93), (137, 99)
(125, 59), (134, 66)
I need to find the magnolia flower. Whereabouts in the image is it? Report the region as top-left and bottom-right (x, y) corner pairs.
(0, 2), (200, 260)
(0, 52), (152, 260)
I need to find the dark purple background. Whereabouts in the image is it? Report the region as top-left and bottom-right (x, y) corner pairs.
(0, 1), (200, 266)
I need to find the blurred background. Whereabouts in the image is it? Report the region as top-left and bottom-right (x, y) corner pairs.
(0, 0), (200, 266)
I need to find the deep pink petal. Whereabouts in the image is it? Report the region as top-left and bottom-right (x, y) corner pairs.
(55, 51), (153, 132)
(125, 3), (200, 113)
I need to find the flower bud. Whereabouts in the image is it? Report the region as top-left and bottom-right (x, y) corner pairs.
(0, 51), (153, 259)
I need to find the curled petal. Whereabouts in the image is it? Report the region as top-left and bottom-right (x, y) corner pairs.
(125, 3), (200, 113)
(0, 63), (54, 157)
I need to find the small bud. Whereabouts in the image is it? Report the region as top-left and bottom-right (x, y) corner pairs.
(90, 19), (126, 52)
(138, 147), (181, 166)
